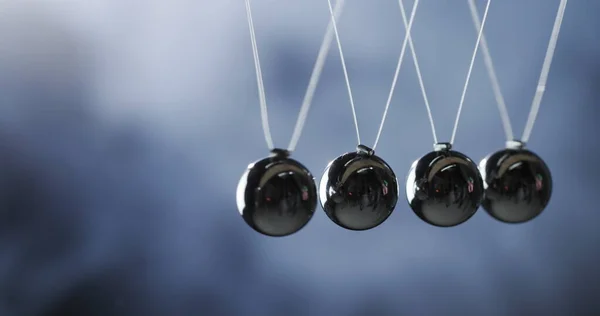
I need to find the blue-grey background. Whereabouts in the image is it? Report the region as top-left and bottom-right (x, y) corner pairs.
(0, 0), (597, 315)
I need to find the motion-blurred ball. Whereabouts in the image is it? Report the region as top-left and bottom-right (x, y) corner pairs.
(479, 141), (552, 224)
(319, 145), (398, 231)
(236, 149), (317, 237)
(406, 143), (484, 227)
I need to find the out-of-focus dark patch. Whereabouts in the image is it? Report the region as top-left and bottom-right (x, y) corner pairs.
(42, 273), (130, 316)
(347, 294), (400, 316)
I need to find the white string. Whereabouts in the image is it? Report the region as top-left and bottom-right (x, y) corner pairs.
(522, 0), (568, 143)
(244, 0), (345, 152)
(288, 0), (346, 151)
(397, 0), (491, 145)
(244, 0), (273, 149)
(467, 0), (514, 141)
(468, 0), (568, 143)
(450, 0), (492, 144)
(326, 0), (361, 145)
(373, 0), (422, 150)
(397, 0), (438, 144)
(326, 0), (420, 149)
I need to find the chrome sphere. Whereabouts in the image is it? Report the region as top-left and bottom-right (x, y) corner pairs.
(319, 145), (399, 231)
(479, 140), (552, 223)
(406, 143), (484, 227)
(236, 149), (317, 237)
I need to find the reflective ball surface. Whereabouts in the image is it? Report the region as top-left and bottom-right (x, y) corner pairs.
(319, 145), (399, 231)
(479, 144), (552, 223)
(236, 149), (317, 237)
(406, 144), (484, 227)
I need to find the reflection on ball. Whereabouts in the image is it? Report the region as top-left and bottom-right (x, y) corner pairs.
(319, 145), (399, 231)
(406, 143), (484, 227)
(236, 149), (317, 237)
(479, 141), (552, 224)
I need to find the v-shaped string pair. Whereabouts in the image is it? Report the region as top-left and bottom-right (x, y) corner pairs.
(244, 0), (346, 152)
(395, 0), (493, 146)
(326, 0), (421, 150)
(467, 0), (568, 144)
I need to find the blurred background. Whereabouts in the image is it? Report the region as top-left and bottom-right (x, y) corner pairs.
(0, 0), (597, 315)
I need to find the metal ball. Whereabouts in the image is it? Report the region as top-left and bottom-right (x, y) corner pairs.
(406, 143), (484, 227)
(236, 149), (317, 237)
(319, 145), (399, 231)
(479, 141), (552, 224)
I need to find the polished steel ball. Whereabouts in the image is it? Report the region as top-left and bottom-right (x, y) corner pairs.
(319, 145), (399, 231)
(236, 149), (317, 237)
(479, 141), (552, 224)
(406, 143), (484, 227)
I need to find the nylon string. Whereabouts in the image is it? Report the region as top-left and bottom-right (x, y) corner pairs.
(326, 0), (421, 148)
(244, 0), (272, 149)
(244, 0), (346, 151)
(468, 0), (568, 143)
(373, 0), (422, 150)
(397, 0), (438, 144)
(466, 0), (514, 141)
(326, 0), (361, 145)
(523, 0), (568, 143)
(289, 0), (347, 151)
(397, 0), (492, 146)
(449, 0), (492, 144)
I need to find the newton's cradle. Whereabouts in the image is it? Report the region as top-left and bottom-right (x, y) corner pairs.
(236, 0), (567, 237)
